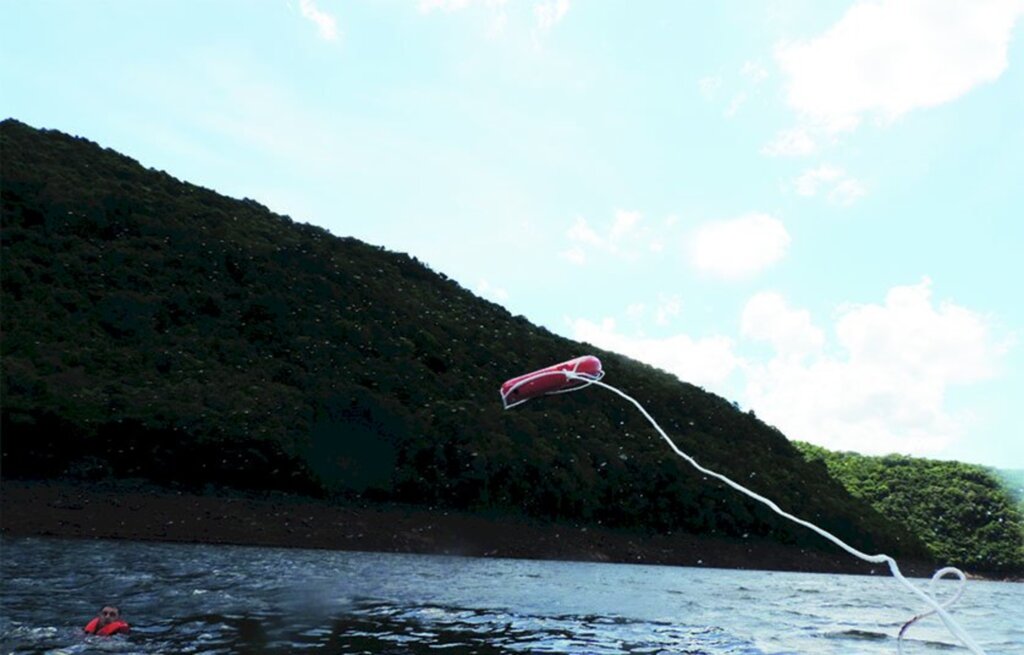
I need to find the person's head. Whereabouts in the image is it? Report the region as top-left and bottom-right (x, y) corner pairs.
(97, 606), (120, 627)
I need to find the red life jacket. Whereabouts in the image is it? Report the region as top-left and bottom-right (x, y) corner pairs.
(83, 618), (130, 636)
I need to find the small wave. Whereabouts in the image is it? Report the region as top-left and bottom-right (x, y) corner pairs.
(824, 628), (889, 641)
(823, 629), (960, 651)
(336, 600), (756, 654)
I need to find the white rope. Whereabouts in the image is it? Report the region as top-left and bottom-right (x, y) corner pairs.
(540, 371), (987, 654)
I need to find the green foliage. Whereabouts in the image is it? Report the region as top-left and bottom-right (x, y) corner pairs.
(2, 119), (931, 561)
(794, 442), (1024, 575)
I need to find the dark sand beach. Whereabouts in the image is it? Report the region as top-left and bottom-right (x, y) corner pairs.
(1, 479), (938, 577)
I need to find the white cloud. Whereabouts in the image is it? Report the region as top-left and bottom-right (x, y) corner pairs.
(775, 0), (1024, 132)
(562, 245), (587, 265)
(743, 278), (1011, 456)
(564, 280), (1010, 460)
(535, 0), (570, 32)
(762, 128), (817, 157)
(476, 278), (510, 302)
(703, 62), (767, 117)
(610, 209), (641, 240)
(617, 295), (682, 327)
(828, 177), (866, 205)
(299, 0), (339, 41)
(741, 291), (824, 360)
(794, 165), (843, 196)
(570, 317), (741, 390)
(794, 165), (865, 204)
(562, 209), (660, 265)
(566, 215), (601, 246)
(688, 213), (790, 279)
(835, 279), (1003, 384)
(654, 295), (682, 326)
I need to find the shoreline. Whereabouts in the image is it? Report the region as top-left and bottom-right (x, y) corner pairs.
(0, 479), (955, 579)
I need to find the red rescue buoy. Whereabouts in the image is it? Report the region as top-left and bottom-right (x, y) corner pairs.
(84, 618), (130, 636)
(500, 355), (604, 409)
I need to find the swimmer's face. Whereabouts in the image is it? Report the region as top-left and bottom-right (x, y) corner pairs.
(98, 607), (119, 626)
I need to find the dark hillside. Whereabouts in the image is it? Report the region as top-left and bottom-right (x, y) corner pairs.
(1, 119), (927, 563)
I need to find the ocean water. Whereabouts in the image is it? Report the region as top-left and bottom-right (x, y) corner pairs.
(0, 537), (1020, 654)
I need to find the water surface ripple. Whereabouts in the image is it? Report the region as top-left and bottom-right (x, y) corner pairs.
(1, 537), (1020, 654)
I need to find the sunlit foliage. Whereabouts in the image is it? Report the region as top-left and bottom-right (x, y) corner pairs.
(795, 443), (1024, 576)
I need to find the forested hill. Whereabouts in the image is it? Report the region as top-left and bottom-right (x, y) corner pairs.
(795, 444), (1024, 576)
(1, 118), (929, 564)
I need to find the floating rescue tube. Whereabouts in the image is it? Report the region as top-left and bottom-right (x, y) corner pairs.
(83, 618), (130, 636)
(500, 355), (603, 409)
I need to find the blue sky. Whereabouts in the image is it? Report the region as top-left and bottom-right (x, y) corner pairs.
(3, 0), (1022, 468)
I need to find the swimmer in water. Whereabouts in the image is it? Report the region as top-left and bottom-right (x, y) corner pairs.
(83, 605), (130, 636)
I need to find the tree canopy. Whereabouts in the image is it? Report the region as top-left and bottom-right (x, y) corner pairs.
(795, 443), (1024, 576)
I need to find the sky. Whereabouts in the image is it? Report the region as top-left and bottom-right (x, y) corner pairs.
(3, 0), (1023, 468)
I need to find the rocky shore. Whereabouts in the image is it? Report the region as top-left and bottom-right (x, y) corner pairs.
(1, 479), (940, 578)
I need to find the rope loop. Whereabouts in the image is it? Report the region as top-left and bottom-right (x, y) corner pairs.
(898, 566), (969, 654)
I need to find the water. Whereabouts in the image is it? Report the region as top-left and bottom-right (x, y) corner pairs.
(1, 537), (1020, 654)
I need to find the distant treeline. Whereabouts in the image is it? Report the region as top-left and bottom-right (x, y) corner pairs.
(3, 118), (1007, 572)
(795, 443), (1024, 575)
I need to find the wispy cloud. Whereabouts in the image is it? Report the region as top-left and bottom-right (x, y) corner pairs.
(299, 0), (340, 41)
(702, 61), (768, 118)
(534, 0), (570, 32)
(418, 0), (509, 37)
(793, 165), (842, 195)
(419, 0), (477, 11)
(724, 92), (747, 118)
(420, 0), (571, 39)
(654, 295), (682, 326)
(609, 208), (640, 240)
(761, 127), (816, 157)
(618, 295), (683, 328)
(562, 210), (662, 265)
(476, 278), (510, 302)
(828, 177), (866, 205)
(688, 213), (790, 279)
(775, 0), (1024, 132)
(794, 165), (865, 205)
